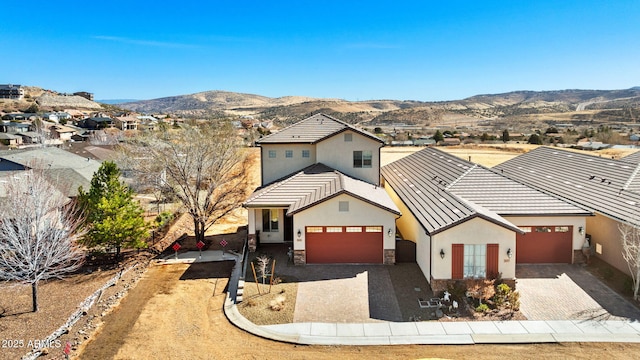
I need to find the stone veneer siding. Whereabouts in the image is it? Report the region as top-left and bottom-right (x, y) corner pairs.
(384, 249), (395, 265)
(293, 250), (306, 265)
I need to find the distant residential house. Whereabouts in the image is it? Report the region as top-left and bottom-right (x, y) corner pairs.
(42, 112), (60, 122)
(50, 125), (77, 141)
(0, 121), (32, 134)
(2, 113), (39, 122)
(115, 115), (139, 130)
(441, 138), (461, 146)
(73, 91), (94, 101)
(630, 134), (640, 142)
(78, 117), (115, 130)
(0, 147), (101, 197)
(413, 137), (436, 146)
(0, 84), (24, 100)
(18, 131), (42, 144)
(0, 133), (22, 146)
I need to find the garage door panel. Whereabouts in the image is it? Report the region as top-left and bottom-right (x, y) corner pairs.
(516, 226), (572, 264)
(306, 226), (383, 264)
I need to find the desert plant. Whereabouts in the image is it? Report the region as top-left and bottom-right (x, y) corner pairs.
(475, 303), (490, 313)
(269, 295), (286, 311)
(493, 283), (511, 308)
(507, 289), (521, 311)
(466, 279), (496, 305)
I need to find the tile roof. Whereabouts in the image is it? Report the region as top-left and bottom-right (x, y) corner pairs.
(494, 146), (640, 225)
(381, 148), (590, 235)
(244, 163), (399, 216)
(256, 113), (382, 144)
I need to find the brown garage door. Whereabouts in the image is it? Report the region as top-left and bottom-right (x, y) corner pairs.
(306, 226), (383, 264)
(516, 226), (572, 263)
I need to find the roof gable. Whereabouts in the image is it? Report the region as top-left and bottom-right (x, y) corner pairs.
(256, 113), (382, 145)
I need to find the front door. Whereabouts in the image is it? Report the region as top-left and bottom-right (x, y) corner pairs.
(284, 215), (294, 242)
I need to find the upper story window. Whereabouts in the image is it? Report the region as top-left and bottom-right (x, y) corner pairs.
(285, 150), (293, 158)
(344, 133), (353, 142)
(353, 150), (372, 168)
(302, 150), (310, 158)
(268, 150), (276, 158)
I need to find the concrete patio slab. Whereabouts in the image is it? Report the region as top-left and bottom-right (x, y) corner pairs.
(363, 323), (392, 336)
(493, 321), (528, 334)
(467, 321), (500, 334)
(415, 322), (447, 335)
(545, 320), (582, 333)
(389, 322), (419, 336)
(309, 323), (337, 336)
(473, 333), (556, 343)
(519, 320), (555, 334)
(601, 320), (639, 334)
(336, 323), (365, 337)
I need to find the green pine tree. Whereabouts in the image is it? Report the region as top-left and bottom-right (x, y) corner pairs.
(78, 161), (148, 260)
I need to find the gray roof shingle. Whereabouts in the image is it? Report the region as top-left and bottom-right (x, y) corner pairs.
(244, 163), (399, 216)
(494, 146), (640, 225)
(256, 113), (382, 144)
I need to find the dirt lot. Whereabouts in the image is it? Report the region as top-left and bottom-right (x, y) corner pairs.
(73, 260), (640, 360)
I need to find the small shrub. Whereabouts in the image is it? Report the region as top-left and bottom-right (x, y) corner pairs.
(493, 283), (511, 308)
(475, 303), (490, 313)
(508, 290), (521, 311)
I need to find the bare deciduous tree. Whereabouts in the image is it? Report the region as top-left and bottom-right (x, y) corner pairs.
(620, 223), (640, 301)
(120, 123), (250, 243)
(0, 169), (85, 312)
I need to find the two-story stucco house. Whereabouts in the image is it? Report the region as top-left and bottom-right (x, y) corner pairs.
(244, 113), (400, 265)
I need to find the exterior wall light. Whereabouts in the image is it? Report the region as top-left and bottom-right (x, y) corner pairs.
(440, 249), (445, 259)
(507, 248), (513, 259)
(297, 229), (302, 238)
(578, 226), (585, 236)
(388, 228), (393, 237)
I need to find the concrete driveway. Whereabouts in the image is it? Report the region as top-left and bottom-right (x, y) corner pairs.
(516, 264), (640, 321)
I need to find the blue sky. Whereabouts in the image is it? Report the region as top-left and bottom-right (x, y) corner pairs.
(2, 1), (639, 101)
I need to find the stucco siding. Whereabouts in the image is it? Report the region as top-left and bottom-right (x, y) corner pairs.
(316, 130), (381, 185)
(260, 144), (316, 185)
(384, 180), (432, 281)
(293, 193), (397, 251)
(587, 214), (630, 275)
(432, 218), (516, 280)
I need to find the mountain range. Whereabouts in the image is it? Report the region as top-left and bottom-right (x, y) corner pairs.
(116, 87), (640, 128)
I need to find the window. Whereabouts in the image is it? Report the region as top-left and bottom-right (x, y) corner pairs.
(353, 151), (372, 168)
(326, 226), (342, 233)
(339, 201), (349, 212)
(344, 133), (353, 142)
(261, 209), (279, 232)
(302, 150), (310, 158)
(365, 226), (382, 232)
(463, 244), (486, 278)
(346, 226), (362, 232)
(306, 226), (323, 233)
(285, 150), (293, 158)
(520, 227), (532, 233)
(535, 226), (552, 233)
(268, 150), (276, 158)
(555, 226), (570, 232)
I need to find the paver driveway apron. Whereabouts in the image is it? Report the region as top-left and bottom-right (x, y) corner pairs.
(516, 264), (640, 321)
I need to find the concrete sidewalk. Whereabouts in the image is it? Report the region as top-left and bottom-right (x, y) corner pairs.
(224, 297), (640, 345)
